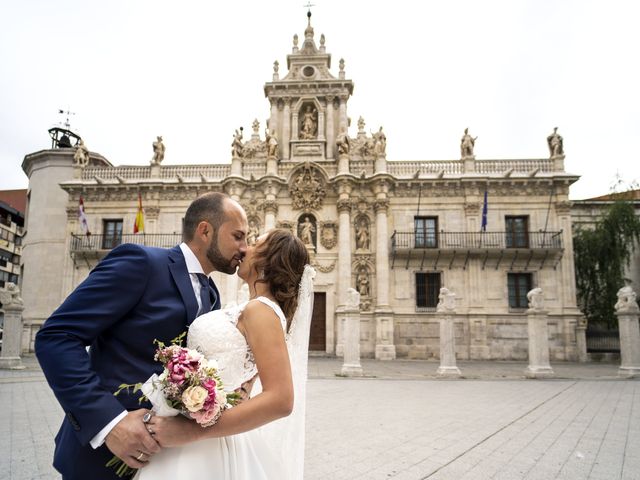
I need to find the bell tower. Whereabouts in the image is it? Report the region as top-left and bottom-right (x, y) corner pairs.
(264, 11), (354, 162)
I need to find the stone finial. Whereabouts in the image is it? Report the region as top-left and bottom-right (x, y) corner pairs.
(339, 58), (345, 79)
(320, 33), (325, 47)
(436, 287), (456, 313)
(273, 60), (279, 81)
(73, 139), (90, 168)
(0, 283), (24, 308)
(346, 288), (361, 309)
(251, 118), (260, 136)
(293, 33), (299, 53)
(615, 286), (639, 313)
(527, 287), (544, 311)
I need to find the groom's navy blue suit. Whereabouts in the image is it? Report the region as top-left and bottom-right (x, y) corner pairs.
(35, 243), (221, 480)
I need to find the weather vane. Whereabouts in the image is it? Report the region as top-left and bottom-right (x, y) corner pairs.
(303, 1), (315, 15)
(57, 108), (76, 130)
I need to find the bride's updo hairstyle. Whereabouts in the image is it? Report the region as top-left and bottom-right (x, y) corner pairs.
(251, 229), (310, 330)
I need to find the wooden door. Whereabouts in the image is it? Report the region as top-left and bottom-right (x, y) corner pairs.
(309, 292), (326, 351)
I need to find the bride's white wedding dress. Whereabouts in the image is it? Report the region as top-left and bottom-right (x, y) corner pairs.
(136, 297), (292, 480)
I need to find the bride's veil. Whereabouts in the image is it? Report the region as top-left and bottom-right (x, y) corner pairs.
(253, 264), (315, 480)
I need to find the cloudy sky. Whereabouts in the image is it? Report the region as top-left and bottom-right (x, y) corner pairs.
(1, 0), (638, 199)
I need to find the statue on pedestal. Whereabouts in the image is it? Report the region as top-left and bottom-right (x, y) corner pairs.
(73, 139), (90, 167)
(355, 220), (369, 250)
(298, 216), (316, 248)
(151, 136), (165, 165)
(527, 287), (544, 311)
(300, 105), (318, 139)
(265, 128), (279, 158)
(615, 286), (639, 313)
(231, 128), (244, 158)
(460, 128), (476, 158)
(373, 126), (386, 155)
(336, 127), (350, 155)
(547, 127), (564, 157)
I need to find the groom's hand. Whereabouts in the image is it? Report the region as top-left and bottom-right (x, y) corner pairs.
(105, 409), (160, 468)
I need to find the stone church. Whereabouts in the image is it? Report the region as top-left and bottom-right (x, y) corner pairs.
(19, 14), (584, 360)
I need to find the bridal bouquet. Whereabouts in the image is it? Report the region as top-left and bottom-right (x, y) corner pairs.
(107, 334), (239, 477)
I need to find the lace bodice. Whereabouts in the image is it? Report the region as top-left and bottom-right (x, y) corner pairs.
(187, 297), (286, 392)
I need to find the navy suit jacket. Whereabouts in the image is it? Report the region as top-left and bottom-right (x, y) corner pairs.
(35, 244), (220, 480)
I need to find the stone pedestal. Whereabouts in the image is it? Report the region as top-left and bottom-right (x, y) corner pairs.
(231, 156), (242, 176)
(374, 309), (395, 360)
(525, 310), (554, 378)
(615, 287), (640, 378)
(374, 153), (387, 174)
(575, 317), (588, 363)
(0, 303), (25, 370)
(341, 289), (363, 376)
(338, 153), (349, 175)
(436, 288), (461, 377)
(437, 314), (461, 377)
(266, 157), (277, 176)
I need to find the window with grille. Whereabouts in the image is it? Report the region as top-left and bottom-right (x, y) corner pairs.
(416, 272), (441, 309)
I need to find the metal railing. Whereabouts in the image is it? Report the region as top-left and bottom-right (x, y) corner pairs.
(70, 234), (182, 251)
(586, 328), (620, 353)
(391, 231), (563, 250)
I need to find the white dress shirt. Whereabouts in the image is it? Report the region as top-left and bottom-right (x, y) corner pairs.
(90, 243), (205, 448)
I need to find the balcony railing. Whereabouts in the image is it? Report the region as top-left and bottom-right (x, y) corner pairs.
(391, 231), (563, 251)
(71, 234), (182, 252)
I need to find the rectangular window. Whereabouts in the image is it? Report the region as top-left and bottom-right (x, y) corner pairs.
(102, 219), (123, 250)
(505, 216), (529, 248)
(508, 273), (532, 309)
(416, 272), (441, 309)
(415, 216), (438, 248)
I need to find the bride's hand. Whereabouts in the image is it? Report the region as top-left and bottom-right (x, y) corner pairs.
(147, 415), (202, 448)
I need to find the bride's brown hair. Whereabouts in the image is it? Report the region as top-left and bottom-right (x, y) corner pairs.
(251, 229), (310, 331)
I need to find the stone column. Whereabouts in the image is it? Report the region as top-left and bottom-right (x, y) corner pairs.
(325, 95), (335, 159)
(269, 99), (278, 135)
(0, 284), (25, 369)
(338, 95), (348, 132)
(575, 316), (588, 363)
(525, 288), (554, 378)
(291, 112), (299, 141)
(436, 288), (461, 377)
(335, 186), (353, 357)
(282, 98), (291, 160)
(263, 199), (278, 232)
(615, 286), (640, 378)
(341, 288), (363, 376)
(317, 109), (325, 141)
(374, 192), (395, 360)
(230, 155), (242, 176)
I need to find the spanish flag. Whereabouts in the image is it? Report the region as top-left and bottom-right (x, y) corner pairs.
(134, 193), (144, 234)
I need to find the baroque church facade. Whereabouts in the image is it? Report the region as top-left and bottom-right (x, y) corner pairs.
(20, 16), (584, 360)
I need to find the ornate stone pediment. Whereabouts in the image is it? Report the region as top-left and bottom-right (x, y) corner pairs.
(289, 164), (326, 211)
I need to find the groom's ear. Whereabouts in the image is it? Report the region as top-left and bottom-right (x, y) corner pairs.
(196, 221), (215, 241)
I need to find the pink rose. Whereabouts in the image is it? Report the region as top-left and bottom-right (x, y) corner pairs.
(191, 403), (221, 425)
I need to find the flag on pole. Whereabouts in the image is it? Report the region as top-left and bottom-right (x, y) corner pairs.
(481, 189), (488, 232)
(134, 193), (145, 234)
(79, 196), (91, 236)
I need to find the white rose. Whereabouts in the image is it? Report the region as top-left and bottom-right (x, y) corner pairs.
(182, 386), (208, 412)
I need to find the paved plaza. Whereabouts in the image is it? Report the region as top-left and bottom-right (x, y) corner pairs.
(1, 355), (638, 480)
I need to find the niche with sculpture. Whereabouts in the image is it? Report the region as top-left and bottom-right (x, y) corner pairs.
(354, 215), (370, 251)
(297, 214), (317, 252)
(299, 103), (318, 140)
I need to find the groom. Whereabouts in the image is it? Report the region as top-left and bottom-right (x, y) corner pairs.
(35, 192), (248, 479)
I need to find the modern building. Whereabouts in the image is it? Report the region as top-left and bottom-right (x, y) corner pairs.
(0, 196), (25, 290)
(19, 15), (584, 359)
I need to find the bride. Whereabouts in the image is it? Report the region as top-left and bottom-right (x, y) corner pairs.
(136, 229), (314, 480)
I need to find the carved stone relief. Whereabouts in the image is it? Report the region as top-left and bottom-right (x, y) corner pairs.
(289, 164), (326, 211)
(319, 221), (338, 250)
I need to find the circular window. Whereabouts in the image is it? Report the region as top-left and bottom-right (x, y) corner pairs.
(302, 66), (315, 77)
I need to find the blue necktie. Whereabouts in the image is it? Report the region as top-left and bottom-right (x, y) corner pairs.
(196, 273), (214, 314)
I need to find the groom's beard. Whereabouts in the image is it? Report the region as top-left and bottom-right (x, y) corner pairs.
(206, 234), (238, 275)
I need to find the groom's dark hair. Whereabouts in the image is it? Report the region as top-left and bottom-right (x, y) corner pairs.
(182, 192), (229, 241)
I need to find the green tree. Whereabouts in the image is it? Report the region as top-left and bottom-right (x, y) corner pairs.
(574, 200), (640, 328)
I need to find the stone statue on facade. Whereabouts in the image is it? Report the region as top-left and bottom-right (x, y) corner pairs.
(265, 128), (279, 158)
(615, 286), (639, 313)
(355, 220), (369, 250)
(300, 106), (318, 139)
(356, 269), (370, 297)
(436, 287), (456, 313)
(373, 126), (387, 156)
(151, 136), (165, 165)
(460, 128), (476, 158)
(336, 127), (350, 155)
(357, 116), (366, 134)
(247, 220), (260, 246)
(547, 127), (564, 157)
(231, 128), (244, 158)
(527, 287), (545, 311)
(73, 139), (90, 167)
(299, 216), (315, 247)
